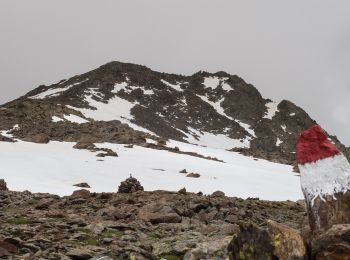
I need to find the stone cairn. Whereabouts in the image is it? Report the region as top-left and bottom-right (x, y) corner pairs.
(118, 175), (144, 193)
(0, 179), (8, 191)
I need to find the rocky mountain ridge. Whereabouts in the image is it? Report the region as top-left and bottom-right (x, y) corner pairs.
(0, 61), (348, 165)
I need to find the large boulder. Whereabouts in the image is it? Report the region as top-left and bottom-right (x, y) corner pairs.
(312, 224), (350, 260)
(228, 220), (307, 260)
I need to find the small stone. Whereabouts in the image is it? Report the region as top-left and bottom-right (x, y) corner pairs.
(73, 183), (91, 188)
(179, 169), (187, 173)
(66, 248), (92, 260)
(31, 133), (50, 144)
(71, 189), (91, 199)
(73, 141), (96, 150)
(186, 173), (200, 178)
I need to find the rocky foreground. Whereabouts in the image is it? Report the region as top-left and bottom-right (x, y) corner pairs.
(0, 178), (306, 260)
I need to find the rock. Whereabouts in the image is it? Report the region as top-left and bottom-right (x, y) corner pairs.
(211, 190), (225, 197)
(73, 141), (96, 150)
(117, 175), (144, 193)
(124, 144), (134, 148)
(183, 236), (232, 260)
(178, 187), (187, 194)
(186, 173), (200, 178)
(268, 220), (307, 260)
(0, 247), (9, 257)
(71, 189), (91, 199)
(0, 240), (18, 253)
(138, 204), (182, 224)
(228, 220), (307, 260)
(31, 133), (50, 143)
(96, 149), (118, 157)
(312, 224), (350, 259)
(0, 179), (8, 191)
(73, 183), (91, 188)
(66, 247), (92, 259)
(35, 198), (55, 210)
(179, 169), (187, 173)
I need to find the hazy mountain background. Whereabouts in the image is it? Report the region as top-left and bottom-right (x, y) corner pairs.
(1, 0), (350, 144)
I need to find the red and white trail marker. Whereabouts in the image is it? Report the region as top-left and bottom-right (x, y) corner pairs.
(298, 125), (350, 232)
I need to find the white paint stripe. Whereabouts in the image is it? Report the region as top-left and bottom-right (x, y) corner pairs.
(299, 153), (350, 204)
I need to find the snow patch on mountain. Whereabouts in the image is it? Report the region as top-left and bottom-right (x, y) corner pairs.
(203, 76), (231, 91)
(197, 95), (229, 119)
(52, 116), (64, 123)
(112, 82), (128, 93)
(30, 79), (89, 99)
(160, 79), (183, 92)
(0, 139), (302, 200)
(236, 120), (256, 137)
(184, 127), (250, 149)
(67, 93), (153, 134)
(63, 114), (89, 124)
(264, 101), (279, 119)
(196, 94), (255, 138)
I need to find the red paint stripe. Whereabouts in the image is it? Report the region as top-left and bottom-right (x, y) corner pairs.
(297, 125), (340, 165)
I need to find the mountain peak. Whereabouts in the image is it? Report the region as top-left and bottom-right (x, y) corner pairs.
(1, 61), (348, 165)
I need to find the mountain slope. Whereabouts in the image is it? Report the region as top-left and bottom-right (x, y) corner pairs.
(0, 61), (348, 199)
(1, 61), (347, 165)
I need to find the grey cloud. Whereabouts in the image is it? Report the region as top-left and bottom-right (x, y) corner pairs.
(0, 0), (350, 145)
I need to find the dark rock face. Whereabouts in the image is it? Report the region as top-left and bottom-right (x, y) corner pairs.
(117, 176), (144, 193)
(1, 61), (347, 164)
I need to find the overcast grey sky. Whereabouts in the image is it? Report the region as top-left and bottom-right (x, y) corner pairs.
(1, 1), (350, 145)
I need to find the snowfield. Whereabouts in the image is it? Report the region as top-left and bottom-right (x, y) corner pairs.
(0, 139), (303, 201)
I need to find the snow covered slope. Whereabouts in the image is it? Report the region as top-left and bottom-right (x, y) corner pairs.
(0, 139), (302, 201)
